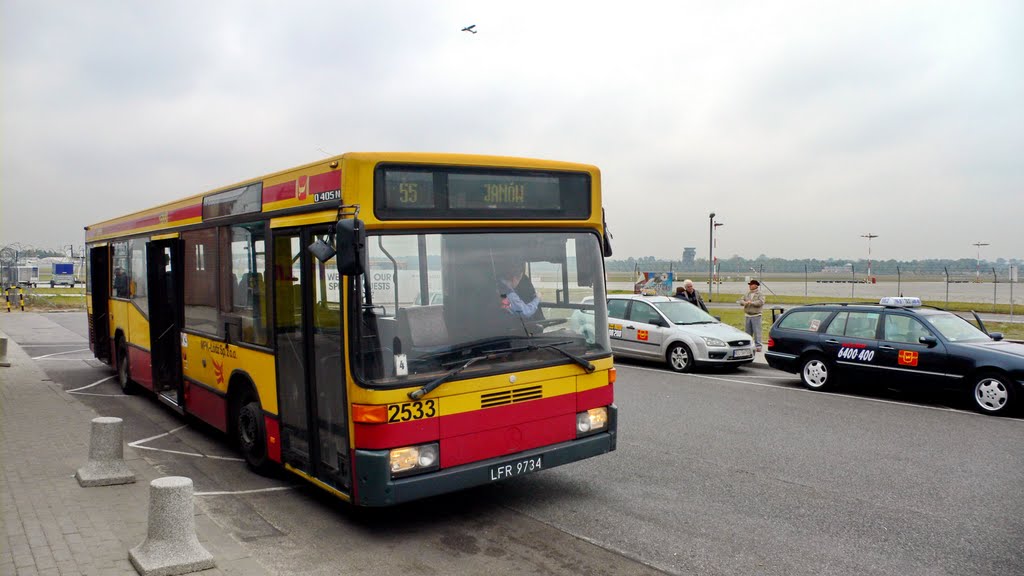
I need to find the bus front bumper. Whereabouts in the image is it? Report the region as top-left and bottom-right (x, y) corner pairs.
(353, 405), (617, 507)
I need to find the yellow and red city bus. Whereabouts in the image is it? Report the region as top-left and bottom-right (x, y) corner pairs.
(85, 152), (616, 506)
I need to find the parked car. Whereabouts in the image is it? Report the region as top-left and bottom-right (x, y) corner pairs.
(765, 297), (1024, 416)
(606, 294), (755, 372)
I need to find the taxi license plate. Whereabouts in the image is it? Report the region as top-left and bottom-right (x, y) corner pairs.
(733, 349), (753, 358)
(489, 455), (542, 481)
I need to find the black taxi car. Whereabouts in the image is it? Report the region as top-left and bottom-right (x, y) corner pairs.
(765, 297), (1024, 416)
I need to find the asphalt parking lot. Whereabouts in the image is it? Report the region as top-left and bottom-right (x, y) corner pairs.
(3, 311), (1022, 576)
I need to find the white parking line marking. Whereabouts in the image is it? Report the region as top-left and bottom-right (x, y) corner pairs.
(129, 425), (245, 462)
(66, 375), (116, 392)
(32, 348), (90, 359)
(617, 364), (1023, 422)
(194, 486), (295, 497)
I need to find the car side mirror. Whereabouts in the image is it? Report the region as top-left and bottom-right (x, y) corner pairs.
(989, 332), (1004, 342)
(650, 318), (668, 327)
(919, 335), (938, 347)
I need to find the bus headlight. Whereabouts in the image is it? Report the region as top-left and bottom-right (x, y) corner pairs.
(576, 407), (608, 436)
(389, 443), (439, 478)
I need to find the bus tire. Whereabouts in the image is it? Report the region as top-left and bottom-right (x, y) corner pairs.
(116, 339), (135, 394)
(238, 397), (271, 473)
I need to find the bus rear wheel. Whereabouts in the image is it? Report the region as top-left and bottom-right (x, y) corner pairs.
(237, 398), (271, 473)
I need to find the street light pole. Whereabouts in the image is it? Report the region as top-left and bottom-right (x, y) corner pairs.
(861, 233), (878, 280)
(708, 213), (715, 299)
(973, 242), (989, 280)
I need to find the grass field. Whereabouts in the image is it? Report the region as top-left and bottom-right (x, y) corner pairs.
(8, 285), (1022, 340)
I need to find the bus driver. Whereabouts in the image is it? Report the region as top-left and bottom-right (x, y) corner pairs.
(496, 259), (541, 320)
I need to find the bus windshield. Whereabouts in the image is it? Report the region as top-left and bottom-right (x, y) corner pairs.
(354, 230), (610, 388)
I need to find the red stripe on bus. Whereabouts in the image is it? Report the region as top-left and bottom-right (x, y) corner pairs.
(353, 416), (440, 449)
(168, 203), (201, 222)
(576, 384), (613, 412)
(441, 394), (575, 438)
(127, 346), (154, 391)
(184, 381), (227, 432)
(441, 413), (575, 468)
(352, 389), (581, 453)
(309, 171), (340, 194)
(265, 415), (281, 463)
(262, 181), (295, 204)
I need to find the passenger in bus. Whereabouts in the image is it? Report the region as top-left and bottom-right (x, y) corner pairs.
(496, 260), (541, 320)
(113, 267), (130, 298)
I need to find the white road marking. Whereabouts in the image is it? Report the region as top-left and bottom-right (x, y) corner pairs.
(129, 425), (245, 462)
(194, 486), (295, 497)
(32, 348), (90, 359)
(66, 375), (116, 392)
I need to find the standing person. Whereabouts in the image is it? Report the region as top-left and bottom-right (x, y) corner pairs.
(739, 279), (765, 351)
(674, 279), (709, 312)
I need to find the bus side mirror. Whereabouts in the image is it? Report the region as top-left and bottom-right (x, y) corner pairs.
(602, 208), (613, 258)
(336, 218), (365, 276)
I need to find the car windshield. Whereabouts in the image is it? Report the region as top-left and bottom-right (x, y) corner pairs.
(922, 312), (992, 343)
(353, 231), (610, 388)
(653, 300), (718, 324)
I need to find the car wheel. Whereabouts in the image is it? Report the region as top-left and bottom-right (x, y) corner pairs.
(116, 340), (134, 394)
(667, 343), (693, 373)
(238, 397), (272, 472)
(971, 373), (1014, 416)
(800, 354), (833, 391)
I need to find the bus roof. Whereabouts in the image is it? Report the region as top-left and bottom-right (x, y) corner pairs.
(85, 152), (600, 242)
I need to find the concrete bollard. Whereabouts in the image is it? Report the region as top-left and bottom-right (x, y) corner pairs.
(75, 417), (136, 487)
(129, 477), (216, 576)
(0, 337), (10, 367)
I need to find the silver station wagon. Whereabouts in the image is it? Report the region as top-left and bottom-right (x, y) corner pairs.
(605, 294), (755, 372)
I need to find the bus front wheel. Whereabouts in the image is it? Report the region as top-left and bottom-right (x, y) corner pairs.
(237, 399), (271, 472)
(116, 340), (135, 394)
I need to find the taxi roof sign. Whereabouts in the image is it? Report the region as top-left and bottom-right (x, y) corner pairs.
(880, 296), (922, 307)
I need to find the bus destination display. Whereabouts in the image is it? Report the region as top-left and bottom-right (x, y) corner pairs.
(377, 166), (590, 219)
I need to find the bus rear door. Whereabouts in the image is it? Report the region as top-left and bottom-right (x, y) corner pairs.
(147, 238), (184, 406)
(89, 246), (111, 363)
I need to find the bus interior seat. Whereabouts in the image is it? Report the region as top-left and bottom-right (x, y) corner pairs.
(396, 305), (449, 356)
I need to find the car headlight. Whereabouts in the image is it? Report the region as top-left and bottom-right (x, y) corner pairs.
(389, 443), (439, 478)
(576, 407), (608, 436)
(701, 336), (727, 347)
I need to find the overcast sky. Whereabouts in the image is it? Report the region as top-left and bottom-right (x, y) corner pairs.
(2, 1), (1021, 262)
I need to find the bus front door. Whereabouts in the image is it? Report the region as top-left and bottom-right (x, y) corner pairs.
(89, 246), (111, 363)
(147, 239), (184, 406)
(274, 227), (350, 493)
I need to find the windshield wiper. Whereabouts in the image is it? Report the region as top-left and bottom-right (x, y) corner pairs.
(529, 340), (595, 372)
(409, 354), (487, 400)
(408, 339), (594, 400)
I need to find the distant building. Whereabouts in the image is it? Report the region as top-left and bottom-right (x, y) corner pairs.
(822, 264), (853, 274)
(682, 247), (696, 264)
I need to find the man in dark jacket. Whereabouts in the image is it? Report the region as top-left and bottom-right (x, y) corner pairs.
(674, 279), (709, 312)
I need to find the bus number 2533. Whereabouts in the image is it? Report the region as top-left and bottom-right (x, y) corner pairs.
(387, 399), (437, 422)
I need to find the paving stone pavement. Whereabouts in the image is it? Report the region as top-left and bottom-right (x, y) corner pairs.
(0, 330), (271, 576)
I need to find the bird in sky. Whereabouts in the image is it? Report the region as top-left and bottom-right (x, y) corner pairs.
(461, 24), (477, 34)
